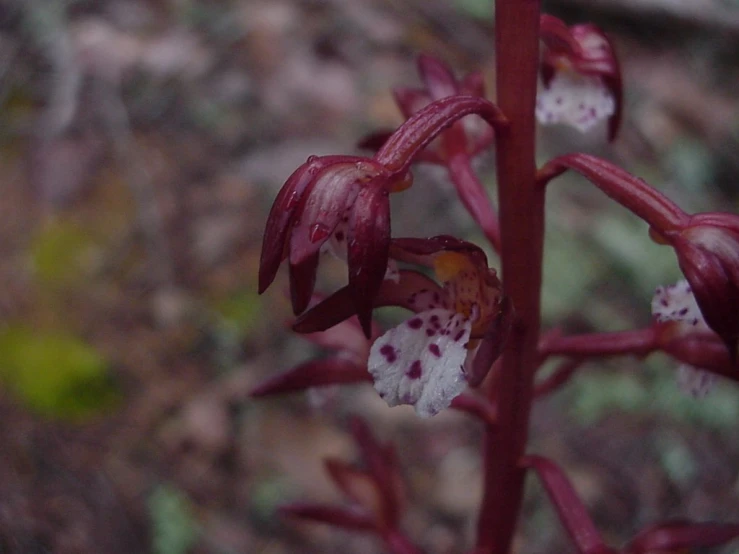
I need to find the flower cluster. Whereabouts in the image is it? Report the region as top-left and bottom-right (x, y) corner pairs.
(282, 236), (508, 417)
(252, 6), (739, 554)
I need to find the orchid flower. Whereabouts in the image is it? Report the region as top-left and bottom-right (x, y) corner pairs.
(368, 238), (507, 417)
(292, 236), (509, 418)
(652, 280), (719, 397)
(660, 214), (739, 358)
(537, 16), (622, 139)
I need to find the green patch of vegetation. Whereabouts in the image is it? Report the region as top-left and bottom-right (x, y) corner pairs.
(0, 326), (119, 421)
(30, 218), (98, 288)
(568, 360), (739, 430)
(148, 485), (199, 554)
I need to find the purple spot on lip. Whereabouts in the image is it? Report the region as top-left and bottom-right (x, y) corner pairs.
(380, 344), (397, 363)
(407, 360), (422, 379)
(428, 344), (441, 357)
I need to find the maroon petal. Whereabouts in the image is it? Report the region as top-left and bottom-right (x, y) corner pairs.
(293, 286), (358, 333)
(250, 358), (371, 397)
(674, 236), (739, 358)
(349, 417), (403, 529)
(325, 459), (380, 508)
(258, 162), (318, 294)
(466, 296), (512, 387)
(626, 521), (739, 553)
(522, 455), (613, 554)
(280, 503), (376, 532)
(348, 186), (391, 338)
(294, 270), (442, 334)
(539, 14), (580, 56)
(390, 235), (488, 267)
(289, 251), (320, 315)
(289, 160), (376, 267)
(417, 54), (458, 99)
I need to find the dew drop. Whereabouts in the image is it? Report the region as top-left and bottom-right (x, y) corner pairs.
(310, 223), (331, 243)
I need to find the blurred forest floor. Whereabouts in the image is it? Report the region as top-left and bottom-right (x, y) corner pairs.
(0, 0), (738, 553)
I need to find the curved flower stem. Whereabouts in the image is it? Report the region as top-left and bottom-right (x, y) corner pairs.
(447, 153), (501, 252)
(476, 1), (543, 552)
(537, 153), (689, 233)
(540, 327), (659, 358)
(376, 95), (508, 175)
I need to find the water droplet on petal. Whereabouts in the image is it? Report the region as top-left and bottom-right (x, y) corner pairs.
(310, 223), (331, 243)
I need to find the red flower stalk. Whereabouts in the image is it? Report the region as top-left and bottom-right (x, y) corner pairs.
(538, 15), (623, 140)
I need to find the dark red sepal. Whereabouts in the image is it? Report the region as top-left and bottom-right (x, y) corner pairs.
(288, 251), (320, 315)
(672, 230), (739, 360)
(417, 54), (458, 98)
(522, 455), (615, 554)
(293, 270), (443, 334)
(467, 296), (513, 387)
(258, 162), (318, 294)
(349, 417), (403, 530)
(349, 186), (392, 338)
(249, 358), (371, 397)
(279, 503), (375, 532)
(625, 520), (739, 554)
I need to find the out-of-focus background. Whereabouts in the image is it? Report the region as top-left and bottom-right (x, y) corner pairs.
(0, 0), (738, 552)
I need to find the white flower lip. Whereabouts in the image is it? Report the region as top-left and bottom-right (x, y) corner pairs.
(536, 72), (615, 133)
(368, 308), (470, 418)
(651, 279), (708, 331)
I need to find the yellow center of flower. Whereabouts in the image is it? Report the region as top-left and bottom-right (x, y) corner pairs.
(433, 251), (501, 336)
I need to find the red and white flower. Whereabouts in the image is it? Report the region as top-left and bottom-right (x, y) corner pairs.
(537, 16), (622, 139)
(652, 280), (717, 397)
(367, 241), (506, 417)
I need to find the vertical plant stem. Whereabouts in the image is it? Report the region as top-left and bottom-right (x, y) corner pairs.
(476, 1), (543, 552)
